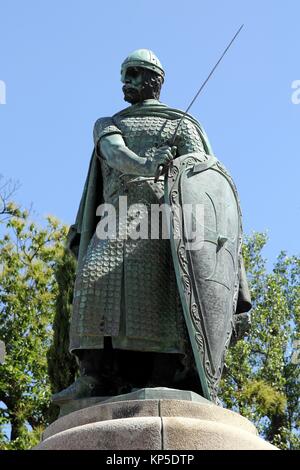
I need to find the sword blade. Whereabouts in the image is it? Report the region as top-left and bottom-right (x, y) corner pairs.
(170, 24), (244, 145)
(154, 25), (244, 182)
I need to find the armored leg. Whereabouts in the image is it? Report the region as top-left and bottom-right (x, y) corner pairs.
(52, 344), (118, 404)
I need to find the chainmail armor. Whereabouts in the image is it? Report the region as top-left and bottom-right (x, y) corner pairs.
(70, 110), (204, 353)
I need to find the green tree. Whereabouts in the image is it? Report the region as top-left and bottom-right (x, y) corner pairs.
(220, 233), (300, 450)
(47, 249), (77, 423)
(0, 203), (67, 449)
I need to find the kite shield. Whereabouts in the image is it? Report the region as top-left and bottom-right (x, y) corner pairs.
(164, 152), (242, 402)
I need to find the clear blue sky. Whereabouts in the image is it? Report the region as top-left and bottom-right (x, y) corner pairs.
(0, 0), (299, 266)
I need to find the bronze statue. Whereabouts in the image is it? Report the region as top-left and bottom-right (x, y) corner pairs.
(53, 49), (251, 405)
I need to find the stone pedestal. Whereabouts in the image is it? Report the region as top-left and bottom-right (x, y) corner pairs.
(35, 388), (277, 450)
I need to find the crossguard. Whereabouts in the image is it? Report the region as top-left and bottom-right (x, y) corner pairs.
(154, 164), (164, 183)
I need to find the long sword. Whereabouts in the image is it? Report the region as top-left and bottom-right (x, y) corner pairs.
(155, 24), (244, 181)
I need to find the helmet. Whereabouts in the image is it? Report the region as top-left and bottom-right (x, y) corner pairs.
(121, 49), (165, 83)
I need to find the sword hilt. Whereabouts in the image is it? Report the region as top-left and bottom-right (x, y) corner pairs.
(154, 164), (164, 183)
(154, 145), (177, 183)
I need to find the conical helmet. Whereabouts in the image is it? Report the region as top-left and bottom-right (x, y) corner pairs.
(121, 49), (165, 82)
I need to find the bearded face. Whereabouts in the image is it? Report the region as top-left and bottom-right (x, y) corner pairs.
(122, 67), (163, 104)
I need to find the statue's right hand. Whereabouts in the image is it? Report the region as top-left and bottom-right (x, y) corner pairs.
(152, 145), (174, 167)
(151, 145), (177, 179)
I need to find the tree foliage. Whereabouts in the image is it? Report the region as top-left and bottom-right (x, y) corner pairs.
(220, 233), (300, 450)
(47, 249), (77, 423)
(0, 203), (67, 449)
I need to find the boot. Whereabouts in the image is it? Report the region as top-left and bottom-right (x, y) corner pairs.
(52, 349), (105, 405)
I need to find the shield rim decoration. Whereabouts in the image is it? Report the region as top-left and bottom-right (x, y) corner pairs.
(164, 152), (242, 402)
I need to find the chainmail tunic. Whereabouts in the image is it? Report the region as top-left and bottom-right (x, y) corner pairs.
(70, 101), (205, 353)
